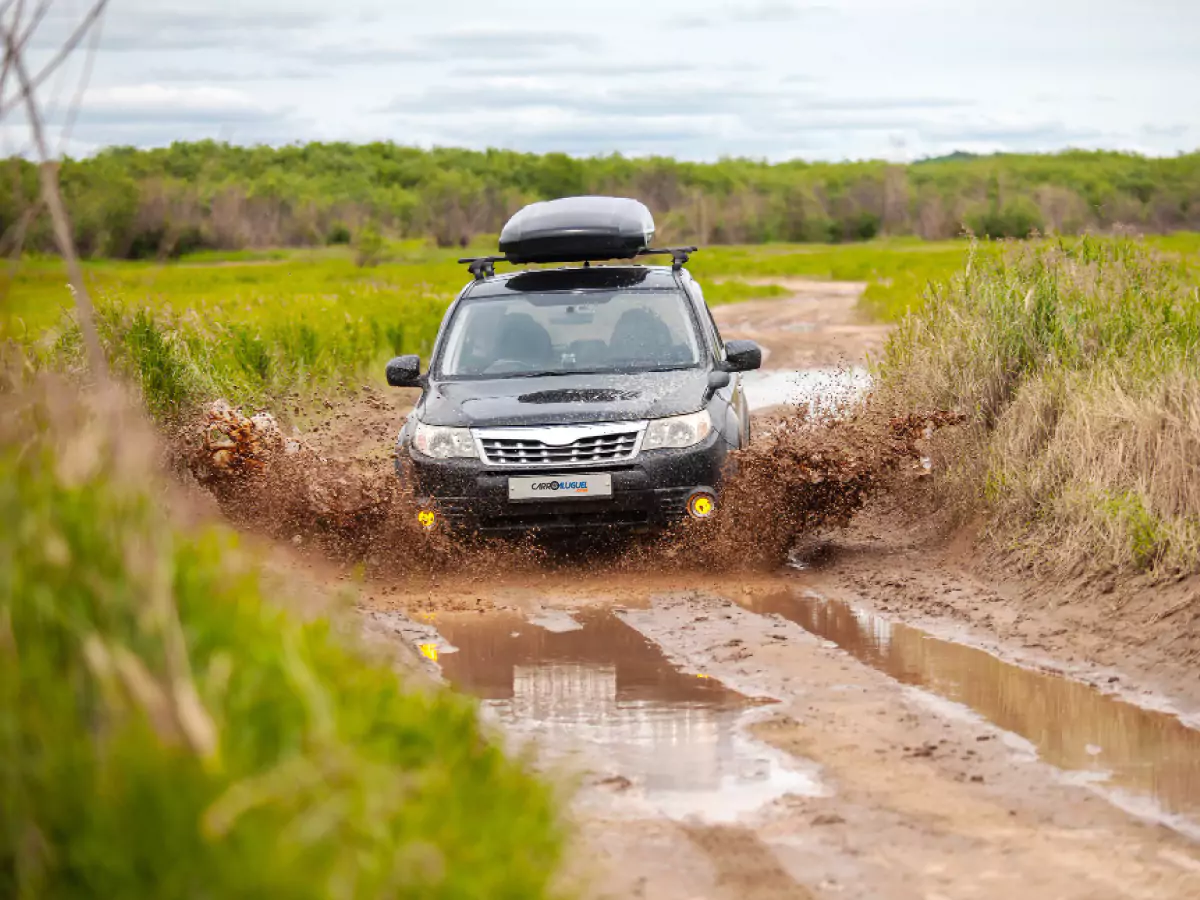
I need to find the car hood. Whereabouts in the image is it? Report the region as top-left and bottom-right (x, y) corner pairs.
(418, 370), (708, 427)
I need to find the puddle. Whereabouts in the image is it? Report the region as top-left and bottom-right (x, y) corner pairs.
(745, 589), (1200, 833)
(741, 366), (871, 412)
(432, 607), (820, 822)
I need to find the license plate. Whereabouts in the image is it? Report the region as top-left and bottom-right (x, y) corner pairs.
(508, 474), (613, 501)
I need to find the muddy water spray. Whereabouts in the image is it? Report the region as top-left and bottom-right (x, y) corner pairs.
(184, 398), (959, 576)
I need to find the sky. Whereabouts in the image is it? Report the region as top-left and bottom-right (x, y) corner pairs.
(9, 0), (1200, 162)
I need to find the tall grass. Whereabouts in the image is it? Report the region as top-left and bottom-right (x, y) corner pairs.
(0, 379), (566, 896)
(880, 238), (1200, 575)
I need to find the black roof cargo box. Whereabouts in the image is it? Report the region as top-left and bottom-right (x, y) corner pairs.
(499, 196), (655, 264)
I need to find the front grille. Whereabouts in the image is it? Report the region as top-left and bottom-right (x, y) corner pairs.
(479, 431), (639, 466)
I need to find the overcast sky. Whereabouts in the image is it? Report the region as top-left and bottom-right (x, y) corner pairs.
(9, 0), (1199, 162)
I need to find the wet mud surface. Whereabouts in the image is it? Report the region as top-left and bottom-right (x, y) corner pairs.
(710, 278), (889, 372)
(743, 588), (1200, 832)
(431, 607), (822, 823)
(378, 577), (1200, 899)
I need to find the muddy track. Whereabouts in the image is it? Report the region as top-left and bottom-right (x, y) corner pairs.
(233, 279), (1200, 898)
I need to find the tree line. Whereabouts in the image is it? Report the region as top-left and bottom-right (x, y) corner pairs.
(2, 141), (1197, 258)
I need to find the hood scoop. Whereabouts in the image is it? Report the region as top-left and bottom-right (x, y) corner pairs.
(518, 388), (640, 405)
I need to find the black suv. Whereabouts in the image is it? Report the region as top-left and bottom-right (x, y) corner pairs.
(386, 197), (761, 535)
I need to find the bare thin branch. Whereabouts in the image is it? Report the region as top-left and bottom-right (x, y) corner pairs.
(0, 0), (109, 118)
(0, 0), (29, 108)
(4, 20), (107, 377)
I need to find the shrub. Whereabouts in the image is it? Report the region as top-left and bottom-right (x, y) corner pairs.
(964, 197), (1045, 239)
(353, 222), (385, 267)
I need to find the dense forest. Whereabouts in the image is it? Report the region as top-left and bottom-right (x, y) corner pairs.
(2, 142), (1198, 258)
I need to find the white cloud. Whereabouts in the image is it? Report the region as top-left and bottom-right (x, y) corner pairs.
(81, 85), (276, 121)
(6, 0), (1196, 161)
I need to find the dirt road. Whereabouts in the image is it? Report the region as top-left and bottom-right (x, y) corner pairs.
(290, 279), (1200, 898)
(362, 571), (1200, 900)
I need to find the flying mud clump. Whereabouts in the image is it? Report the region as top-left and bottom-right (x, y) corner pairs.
(643, 406), (965, 570)
(184, 401), (543, 577)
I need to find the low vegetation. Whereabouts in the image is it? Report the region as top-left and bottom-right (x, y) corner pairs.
(3, 144), (1200, 260)
(880, 238), (1200, 576)
(5, 235), (1197, 420)
(0, 378), (566, 897)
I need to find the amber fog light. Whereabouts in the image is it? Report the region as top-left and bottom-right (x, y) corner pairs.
(417, 510), (437, 530)
(687, 491), (717, 520)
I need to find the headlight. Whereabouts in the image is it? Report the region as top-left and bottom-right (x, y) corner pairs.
(642, 410), (712, 451)
(412, 421), (477, 459)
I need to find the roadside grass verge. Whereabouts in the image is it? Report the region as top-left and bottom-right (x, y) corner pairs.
(878, 237), (1200, 576)
(0, 377), (566, 897)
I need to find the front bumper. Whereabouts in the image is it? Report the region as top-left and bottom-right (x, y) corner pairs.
(399, 430), (729, 534)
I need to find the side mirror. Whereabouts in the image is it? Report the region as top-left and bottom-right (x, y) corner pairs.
(723, 340), (762, 373)
(386, 355), (422, 387)
(707, 370), (731, 391)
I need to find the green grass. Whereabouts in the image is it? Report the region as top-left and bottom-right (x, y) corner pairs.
(4, 251), (469, 416)
(689, 237), (978, 321)
(0, 380), (567, 897)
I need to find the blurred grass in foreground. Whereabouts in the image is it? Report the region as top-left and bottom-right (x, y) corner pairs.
(0, 379), (566, 897)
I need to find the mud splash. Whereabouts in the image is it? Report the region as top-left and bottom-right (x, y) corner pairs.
(741, 366), (871, 412)
(744, 588), (1200, 834)
(182, 397), (959, 577)
(181, 401), (546, 578)
(639, 406), (962, 570)
(428, 607), (822, 822)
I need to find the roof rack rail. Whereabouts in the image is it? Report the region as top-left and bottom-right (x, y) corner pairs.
(638, 246), (698, 271)
(458, 246), (699, 280)
(458, 256), (506, 281)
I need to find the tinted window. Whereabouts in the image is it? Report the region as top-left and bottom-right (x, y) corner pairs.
(438, 290), (702, 378)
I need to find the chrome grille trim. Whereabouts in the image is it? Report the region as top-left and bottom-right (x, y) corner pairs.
(473, 421), (647, 468)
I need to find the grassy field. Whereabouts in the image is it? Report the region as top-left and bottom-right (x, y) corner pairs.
(4, 234), (1198, 420)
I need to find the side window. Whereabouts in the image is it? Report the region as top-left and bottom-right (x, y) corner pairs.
(687, 280), (725, 358)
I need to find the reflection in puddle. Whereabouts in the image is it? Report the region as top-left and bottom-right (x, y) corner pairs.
(434, 607), (819, 822)
(741, 366), (871, 412)
(746, 590), (1200, 829)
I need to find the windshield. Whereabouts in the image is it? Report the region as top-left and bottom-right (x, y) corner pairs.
(437, 289), (702, 378)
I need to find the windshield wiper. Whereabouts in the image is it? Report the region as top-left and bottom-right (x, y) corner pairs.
(501, 369), (607, 378)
